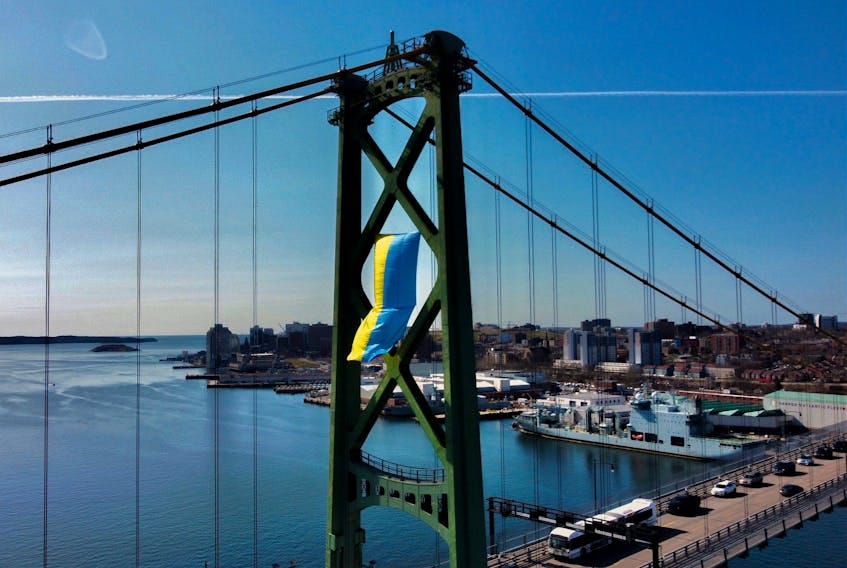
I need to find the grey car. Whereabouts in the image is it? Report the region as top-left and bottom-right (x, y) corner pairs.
(738, 471), (763, 486)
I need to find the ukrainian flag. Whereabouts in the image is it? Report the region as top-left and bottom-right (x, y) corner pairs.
(348, 232), (421, 362)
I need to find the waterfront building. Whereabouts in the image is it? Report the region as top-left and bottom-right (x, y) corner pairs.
(206, 324), (237, 371)
(232, 352), (275, 372)
(306, 322), (332, 357)
(280, 321), (332, 356)
(249, 325), (277, 352)
(763, 390), (847, 430)
(595, 361), (637, 374)
(358, 371), (530, 416)
(536, 389), (626, 409)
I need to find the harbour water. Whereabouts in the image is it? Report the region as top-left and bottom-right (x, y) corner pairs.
(0, 336), (840, 567)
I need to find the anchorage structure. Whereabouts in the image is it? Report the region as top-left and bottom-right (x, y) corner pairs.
(326, 31), (486, 568)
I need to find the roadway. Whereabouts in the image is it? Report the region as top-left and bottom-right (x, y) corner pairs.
(619, 451), (846, 568)
(488, 439), (847, 568)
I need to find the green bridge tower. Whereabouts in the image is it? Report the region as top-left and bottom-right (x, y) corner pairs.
(326, 31), (486, 568)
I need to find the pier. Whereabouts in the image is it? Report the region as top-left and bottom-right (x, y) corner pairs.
(488, 435), (847, 567)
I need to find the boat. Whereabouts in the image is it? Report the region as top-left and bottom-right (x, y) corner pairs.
(513, 385), (766, 461)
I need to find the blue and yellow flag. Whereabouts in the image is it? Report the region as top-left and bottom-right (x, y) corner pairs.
(348, 232), (420, 362)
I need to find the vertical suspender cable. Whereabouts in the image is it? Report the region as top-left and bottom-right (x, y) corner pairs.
(591, 157), (600, 321)
(735, 267), (743, 325)
(251, 103), (259, 568)
(551, 220), (564, 509)
(214, 92), (221, 326)
(135, 130), (143, 568)
(524, 100), (536, 328)
(694, 242), (703, 325)
(42, 124), (52, 568)
(494, 185), (505, 546)
(599, 187), (606, 319)
(495, 185), (503, 358)
(252, 104), (258, 329)
(524, 103), (540, 509)
(213, 88), (221, 568)
(429, 144), (441, 565)
(551, 220), (559, 336)
(429, 146), (439, 350)
(646, 206), (656, 323)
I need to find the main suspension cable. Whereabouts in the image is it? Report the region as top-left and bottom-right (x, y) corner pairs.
(1, 88), (333, 188)
(470, 64), (845, 346)
(1, 47), (427, 168)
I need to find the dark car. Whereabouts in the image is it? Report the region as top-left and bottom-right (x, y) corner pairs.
(738, 471), (763, 486)
(779, 484), (803, 497)
(668, 492), (701, 515)
(814, 446), (833, 459)
(834, 440), (847, 453)
(772, 461), (795, 475)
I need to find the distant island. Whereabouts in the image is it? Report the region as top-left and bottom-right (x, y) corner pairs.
(0, 335), (158, 345)
(91, 344), (139, 352)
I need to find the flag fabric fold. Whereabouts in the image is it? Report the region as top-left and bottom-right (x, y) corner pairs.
(347, 232), (420, 362)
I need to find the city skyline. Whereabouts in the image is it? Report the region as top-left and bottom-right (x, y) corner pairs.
(1, 1), (844, 335)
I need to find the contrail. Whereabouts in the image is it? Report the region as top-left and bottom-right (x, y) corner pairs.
(465, 89), (847, 98)
(1, 90), (844, 103)
(0, 94), (334, 103)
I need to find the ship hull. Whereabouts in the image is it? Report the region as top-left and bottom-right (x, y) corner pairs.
(512, 414), (762, 461)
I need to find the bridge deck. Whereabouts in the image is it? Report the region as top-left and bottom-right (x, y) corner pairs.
(489, 450), (847, 567)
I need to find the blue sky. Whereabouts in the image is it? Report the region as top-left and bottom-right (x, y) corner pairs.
(0, 0), (844, 336)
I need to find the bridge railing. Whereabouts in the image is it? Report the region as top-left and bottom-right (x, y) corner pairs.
(651, 431), (845, 515)
(641, 472), (847, 567)
(358, 450), (445, 483)
(485, 532), (549, 568)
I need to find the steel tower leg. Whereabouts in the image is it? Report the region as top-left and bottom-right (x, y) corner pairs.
(326, 72), (369, 568)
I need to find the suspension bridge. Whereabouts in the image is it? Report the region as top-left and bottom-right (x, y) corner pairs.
(1, 30), (844, 568)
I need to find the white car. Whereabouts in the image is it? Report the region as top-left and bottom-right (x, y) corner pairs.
(710, 480), (737, 497)
(796, 454), (814, 466)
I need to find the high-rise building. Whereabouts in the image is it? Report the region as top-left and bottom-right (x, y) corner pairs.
(307, 323), (332, 357)
(628, 328), (662, 366)
(708, 333), (740, 356)
(814, 314), (839, 331)
(797, 313), (815, 326)
(580, 318), (612, 332)
(646, 318), (675, 340)
(249, 325), (264, 349)
(563, 329), (616, 368)
(248, 325), (277, 352)
(206, 324), (235, 371)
